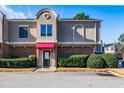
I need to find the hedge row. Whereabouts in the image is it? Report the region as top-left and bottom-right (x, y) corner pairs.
(87, 54), (104, 68)
(58, 54), (118, 68)
(0, 55), (36, 68)
(102, 54), (118, 68)
(58, 55), (88, 67)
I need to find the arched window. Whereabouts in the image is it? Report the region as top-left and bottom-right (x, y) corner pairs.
(72, 24), (85, 40)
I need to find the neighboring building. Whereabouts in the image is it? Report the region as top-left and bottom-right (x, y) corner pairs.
(104, 43), (116, 53)
(104, 43), (123, 59)
(0, 8), (102, 70)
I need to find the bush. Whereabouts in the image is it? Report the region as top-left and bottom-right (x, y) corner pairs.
(28, 55), (36, 67)
(102, 54), (118, 68)
(0, 56), (36, 68)
(87, 54), (104, 68)
(58, 55), (88, 67)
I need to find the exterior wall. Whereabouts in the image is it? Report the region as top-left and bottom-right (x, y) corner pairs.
(0, 12), (3, 58)
(3, 19), (8, 42)
(36, 10), (57, 42)
(57, 45), (93, 57)
(0, 12), (3, 43)
(10, 45), (36, 57)
(57, 21), (100, 43)
(104, 45), (115, 53)
(0, 44), (2, 58)
(36, 9), (58, 69)
(2, 43), (11, 58)
(8, 21), (36, 43)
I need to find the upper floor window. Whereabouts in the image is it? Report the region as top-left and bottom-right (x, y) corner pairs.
(47, 24), (52, 36)
(41, 24), (46, 36)
(19, 25), (28, 38)
(72, 24), (84, 40)
(40, 24), (52, 36)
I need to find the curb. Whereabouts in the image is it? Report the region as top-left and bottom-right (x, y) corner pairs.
(108, 71), (124, 78)
(32, 67), (38, 72)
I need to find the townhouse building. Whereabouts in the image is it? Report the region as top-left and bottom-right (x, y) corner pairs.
(0, 8), (102, 70)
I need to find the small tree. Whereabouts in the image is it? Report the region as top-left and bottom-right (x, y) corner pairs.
(120, 46), (124, 60)
(73, 12), (89, 20)
(118, 33), (124, 60)
(118, 33), (124, 43)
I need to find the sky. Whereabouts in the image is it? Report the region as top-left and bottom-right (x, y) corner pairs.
(0, 5), (124, 44)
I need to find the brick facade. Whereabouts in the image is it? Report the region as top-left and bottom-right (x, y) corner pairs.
(0, 44), (36, 58)
(57, 45), (93, 57)
(10, 46), (36, 57)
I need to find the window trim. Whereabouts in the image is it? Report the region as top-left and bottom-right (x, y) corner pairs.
(18, 25), (29, 38)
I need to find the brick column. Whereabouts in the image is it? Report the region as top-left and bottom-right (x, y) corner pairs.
(36, 48), (40, 67)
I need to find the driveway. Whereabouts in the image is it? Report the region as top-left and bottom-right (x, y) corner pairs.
(0, 72), (124, 88)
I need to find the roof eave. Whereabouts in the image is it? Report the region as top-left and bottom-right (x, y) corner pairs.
(8, 19), (36, 22)
(59, 19), (102, 22)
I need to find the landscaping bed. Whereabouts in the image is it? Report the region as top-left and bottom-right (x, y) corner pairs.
(58, 54), (118, 68)
(0, 68), (36, 72)
(56, 67), (109, 72)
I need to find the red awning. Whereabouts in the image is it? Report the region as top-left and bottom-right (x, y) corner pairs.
(36, 43), (56, 49)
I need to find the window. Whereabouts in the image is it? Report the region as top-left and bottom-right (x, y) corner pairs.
(47, 24), (52, 36)
(40, 24), (52, 36)
(19, 26), (28, 38)
(41, 24), (46, 36)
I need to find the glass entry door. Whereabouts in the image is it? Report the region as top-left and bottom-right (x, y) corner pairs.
(43, 51), (50, 67)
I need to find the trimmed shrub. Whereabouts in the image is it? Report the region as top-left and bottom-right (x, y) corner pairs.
(28, 55), (36, 67)
(58, 55), (88, 67)
(0, 57), (36, 68)
(87, 54), (104, 68)
(102, 53), (118, 68)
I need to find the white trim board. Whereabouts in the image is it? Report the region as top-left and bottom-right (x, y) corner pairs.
(58, 42), (97, 44)
(4, 42), (36, 45)
(36, 40), (57, 43)
(4, 41), (100, 45)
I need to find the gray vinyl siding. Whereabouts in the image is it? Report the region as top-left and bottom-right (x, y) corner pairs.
(57, 21), (100, 43)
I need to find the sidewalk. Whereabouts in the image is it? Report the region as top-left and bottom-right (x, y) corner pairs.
(108, 68), (124, 78)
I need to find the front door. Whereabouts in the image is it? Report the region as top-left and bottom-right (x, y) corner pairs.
(43, 51), (50, 68)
